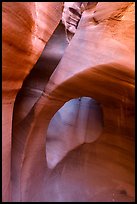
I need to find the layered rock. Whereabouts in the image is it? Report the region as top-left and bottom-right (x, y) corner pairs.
(2, 2), (135, 202)
(2, 2), (63, 201)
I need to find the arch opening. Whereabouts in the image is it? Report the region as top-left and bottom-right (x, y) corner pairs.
(46, 97), (104, 169)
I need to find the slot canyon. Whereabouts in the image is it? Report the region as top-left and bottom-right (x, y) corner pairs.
(2, 2), (135, 202)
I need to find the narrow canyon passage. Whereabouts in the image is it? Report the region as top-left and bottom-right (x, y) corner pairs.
(2, 2), (135, 202)
(13, 22), (68, 126)
(12, 21), (134, 201)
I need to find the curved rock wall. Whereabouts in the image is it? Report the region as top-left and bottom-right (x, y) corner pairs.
(2, 2), (63, 201)
(2, 2), (135, 202)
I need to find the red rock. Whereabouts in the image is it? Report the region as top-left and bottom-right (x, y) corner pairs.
(2, 2), (135, 202)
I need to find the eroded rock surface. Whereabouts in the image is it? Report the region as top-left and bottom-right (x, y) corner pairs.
(2, 2), (135, 202)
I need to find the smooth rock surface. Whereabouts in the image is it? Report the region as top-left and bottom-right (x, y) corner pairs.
(2, 2), (135, 202)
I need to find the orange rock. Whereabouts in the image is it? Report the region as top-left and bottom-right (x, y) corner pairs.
(2, 2), (135, 202)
